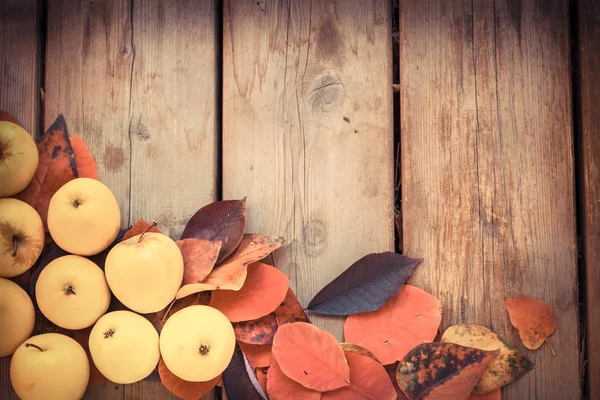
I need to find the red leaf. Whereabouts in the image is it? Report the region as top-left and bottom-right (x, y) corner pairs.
(267, 356), (321, 400)
(181, 198), (247, 263)
(203, 234), (284, 291)
(344, 285), (442, 364)
(16, 115), (78, 230)
(0, 110), (19, 125)
(321, 351), (396, 400)
(234, 314), (279, 344)
(396, 343), (499, 400)
(239, 341), (272, 369)
(209, 262), (289, 322)
(178, 238), (221, 284)
(505, 296), (558, 350)
(158, 357), (219, 400)
(256, 368), (269, 395)
(468, 389), (501, 400)
(121, 220), (161, 241)
(275, 288), (310, 326)
(272, 322), (350, 392)
(340, 343), (380, 363)
(70, 136), (98, 179)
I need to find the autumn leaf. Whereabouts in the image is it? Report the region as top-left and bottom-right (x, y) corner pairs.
(441, 324), (534, 394)
(202, 234), (284, 291)
(340, 343), (380, 363)
(267, 356), (321, 400)
(16, 115), (78, 230)
(321, 351), (396, 400)
(209, 262), (289, 322)
(178, 238), (221, 284)
(272, 322), (350, 392)
(385, 363), (409, 400)
(181, 198), (247, 263)
(175, 283), (218, 300)
(223, 344), (268, 400)
(505, 296), (558, 350)
(396, 342), (499, 400)
(0, 110), (19, 124)
(256, 367), (269, 396)
(158, 358), (219, 400)
(239, 341), (272, 369)
(274, 287), (310, 326)
(121, 220), (161, 241)
(70, 136), (98, 179)
(468, 389), (501, 400)
(234, 313), (279, 345)
(344, 284), (442, 364)
(308, 252), (421, 315)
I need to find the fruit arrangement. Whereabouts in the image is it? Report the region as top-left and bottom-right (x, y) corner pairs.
(1, 113), (560, 400)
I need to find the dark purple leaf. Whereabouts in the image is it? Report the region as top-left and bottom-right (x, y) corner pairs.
(181, 198), (247, 264)
(223, 344), (268, 400)
(307, 252), (422, 315)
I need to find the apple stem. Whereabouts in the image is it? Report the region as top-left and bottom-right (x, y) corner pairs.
(25, 343), (44, 352)
(103, 328), (115, 339)
(139, 220), (158, 243)
(11, 236), (18, 257)
(72, 199), (82, 208)
(65, 285), (77, 295)
(199, 344), (210, 355)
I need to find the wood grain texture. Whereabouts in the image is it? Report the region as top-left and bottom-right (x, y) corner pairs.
(579, 0), (600, 396)
(0, 1), (42, 398)
(0, 0), (42, 136)
(400, 0), (580, 398)
(44, 0), (217, 398)
(223, 0), (394, 340)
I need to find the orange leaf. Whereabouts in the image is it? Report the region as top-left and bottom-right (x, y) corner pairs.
(396, 343), (498, 400)
(16, 115), (78, 230)
(272, 322), (350, 391)
(344, 284), (442, 365)
(275, 287), (310, 325)
(202, 234), (283, 291)
(234, 314), (279, 344)
(0, 110), (19, 125)
(340, 343), (380, 363)
(321, 351), (396, 400)
(158, 357), (219, 400)
(468, 389), (501, 400)
(256, 368), (269, 395)
(209, 262), (289, 322)
(178, 238), (221, 285)
(121, 220), (161, 241)
(267, 355), (321, 400)
(72, 327), (108, 387)
(69, 136), (98, 179)
(239, 342), (272, 369)
(504, 296), (557, 350)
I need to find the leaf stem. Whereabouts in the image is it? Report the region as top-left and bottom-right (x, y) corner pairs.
(545, 338), (556, 356)
(161, 299), (176, 323)
(25, 343), (44, 352)
(139, 220), (158, 243)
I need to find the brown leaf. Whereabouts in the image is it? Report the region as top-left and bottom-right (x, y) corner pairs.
(385, 363), (408, 400)
(70, 136), (98, 179)
(16, 115), (78, 230)
(234, 314), (279, 345)
(121, 220), (161, 241)
(0, 110), (19, 125)
(256, 368), (269, 396)
(175, 283), (218, 300)
(181, 198), (247, 263)
(505, 296), (558, 350)
(340, 343), (380, 363)
(396, 342), (498, 400)
(159, 357), (219, 400)
(202, 234), (284, 291)
(178, 238), (222, 284)
(275, 287), (310, 326)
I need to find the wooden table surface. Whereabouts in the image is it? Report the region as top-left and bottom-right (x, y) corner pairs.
(0, 0), (597, 399)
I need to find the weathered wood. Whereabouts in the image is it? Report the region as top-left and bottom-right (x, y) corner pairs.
(0, 1), (42, 398)
(400, 0), (580, 398)
(223, 0), (394, 340)
(579, 0), (600, 396)
(44, 0), (217, 398)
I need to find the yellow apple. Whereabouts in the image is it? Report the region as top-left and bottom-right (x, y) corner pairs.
(47, 177), (121, 256)
(0, 278), (35, 357)
(35, 254), (110, 330)
(10, 333), (89, 400)
(0, 198), (44, 277)
(89, 310), (160, 384)
(160, 305), (235, 382)
(0, 121), (39, 198)
(105, 232), (183, 313)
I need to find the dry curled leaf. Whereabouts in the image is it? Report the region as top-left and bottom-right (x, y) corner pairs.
(178, 238), (222, 284)
(69, 136), (98, 179)
(181, 198), (247, 263)
(267, 356), (321, 400)
(121, 220), (161, 241)
(158, 358), (219, 400)
(396, 342), (498, 400)
(234, 314), (279, 345)
(344, 284), (442, 364)
(209, 262), (289, 322)
(272, 322), (350, 392)
(505, 296), (558, 350)
(441, 324), (533, 394)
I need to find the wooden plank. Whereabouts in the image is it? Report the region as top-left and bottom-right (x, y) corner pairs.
(0, 1), (43, 398)
(45, 0), (217, 398)
(579, 0), (600, 396)
(400, 0), (580, 398)
(223, 0), (394, 340)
